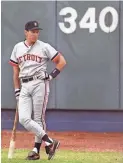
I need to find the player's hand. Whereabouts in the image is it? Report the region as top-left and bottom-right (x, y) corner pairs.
(15, 89), (20, 101)
(44, 73), (53, 81)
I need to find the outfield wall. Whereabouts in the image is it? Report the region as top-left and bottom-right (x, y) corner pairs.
(1, 1), (123, 131)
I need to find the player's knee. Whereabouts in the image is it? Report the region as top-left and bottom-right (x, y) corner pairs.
(19, 116), (25, 125)
(19, 117), (31, 126)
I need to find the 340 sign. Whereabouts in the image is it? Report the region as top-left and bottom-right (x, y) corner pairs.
(58, 7), (119, 34)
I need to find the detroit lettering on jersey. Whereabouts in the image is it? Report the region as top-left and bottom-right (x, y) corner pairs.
(9, 40), (58, 78)
(17, 54), (42, 64)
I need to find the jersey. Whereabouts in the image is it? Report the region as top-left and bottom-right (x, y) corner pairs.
(9, 40), (58, 78)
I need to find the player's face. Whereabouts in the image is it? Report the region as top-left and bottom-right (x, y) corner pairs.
(25, 30), (40, 43)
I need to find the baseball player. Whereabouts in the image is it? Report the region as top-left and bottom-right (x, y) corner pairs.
(9, 20), (66, 160)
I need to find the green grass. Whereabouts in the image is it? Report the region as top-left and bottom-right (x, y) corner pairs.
(1, 149), (123, 163)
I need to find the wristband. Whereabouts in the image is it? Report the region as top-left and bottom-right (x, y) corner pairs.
(50, 68), (60, 78)
(15, 89), (20, 98)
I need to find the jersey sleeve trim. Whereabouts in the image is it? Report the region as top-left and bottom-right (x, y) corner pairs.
(51, 52), (59, 61)
(9, 59), (18, 67)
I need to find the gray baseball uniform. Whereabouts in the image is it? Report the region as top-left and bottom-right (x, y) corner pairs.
(9, 40), (58, 143)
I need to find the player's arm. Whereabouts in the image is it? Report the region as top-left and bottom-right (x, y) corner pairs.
(52, 53), (66, 71)
(9, 44), (21, 100)
(12, 66), (21, 101)
(12, 66), (20, 89)
(45, 43), (66, 79)
(49, 53), (66, 79)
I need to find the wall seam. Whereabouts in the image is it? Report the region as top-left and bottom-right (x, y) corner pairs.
(119, 0), (121, 109)
(55, 0), (58, 109)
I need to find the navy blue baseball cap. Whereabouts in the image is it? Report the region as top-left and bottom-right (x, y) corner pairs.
(25, 21), (42, 31)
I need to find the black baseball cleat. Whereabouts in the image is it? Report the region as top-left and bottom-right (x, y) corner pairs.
(45, 139), (60, 160)
(26, 151), (40, 160)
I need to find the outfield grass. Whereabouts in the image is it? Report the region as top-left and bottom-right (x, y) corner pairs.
(1, 149), (123, 163)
